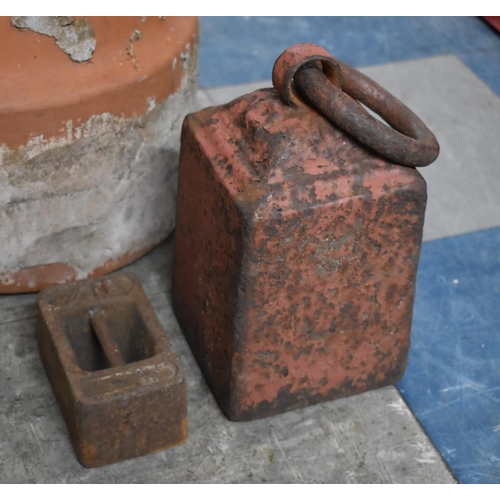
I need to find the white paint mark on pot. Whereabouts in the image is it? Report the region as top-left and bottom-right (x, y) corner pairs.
(11, 16), (96, 62)
(147, 97), (157, 112)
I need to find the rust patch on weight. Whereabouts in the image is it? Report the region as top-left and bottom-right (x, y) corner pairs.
(173, 44), (438, 421)
(38, 273), (187, 467)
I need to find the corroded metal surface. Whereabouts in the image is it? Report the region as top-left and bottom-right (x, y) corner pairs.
(273, 43), (439, 167)
(38, 273), (187, 467)
(173, 44), (437, 421)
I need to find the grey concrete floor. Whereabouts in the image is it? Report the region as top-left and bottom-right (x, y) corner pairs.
(3, 54), (498, 483)
(0, 237), (454, 483)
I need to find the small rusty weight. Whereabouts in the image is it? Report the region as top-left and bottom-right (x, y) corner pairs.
(38, 273), (187, 467)
(173, 43), (439, 421)
(272, 43), (439, 167)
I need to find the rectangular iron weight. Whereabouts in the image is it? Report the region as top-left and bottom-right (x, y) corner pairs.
(172, 48), (432, 421)
(38, 273), (187, 467)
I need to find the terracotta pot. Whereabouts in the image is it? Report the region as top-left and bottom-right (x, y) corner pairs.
(0, 16), (198, 293)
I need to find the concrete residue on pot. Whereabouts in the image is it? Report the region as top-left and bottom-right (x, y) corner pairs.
(0, 36), (198, 292)
(11, 16), (96, 62)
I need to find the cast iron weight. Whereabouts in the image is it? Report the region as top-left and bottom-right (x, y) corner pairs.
(172, 43), (439, 421)
(38, 273), (187, 467)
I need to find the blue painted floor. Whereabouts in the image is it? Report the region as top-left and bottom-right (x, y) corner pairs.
(398, 227), (500, 484)
(199, 16), (500, 483)
(200, 16), (500, 95)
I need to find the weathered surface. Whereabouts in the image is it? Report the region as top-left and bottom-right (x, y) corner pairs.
(0, 65), (195, 289)
(11, 16), (96, 62)
(0, 234), (455, 483)
(272, 43), (439, 167)
(0, 46), (197, 293)
(0, 73), (195, 291)
(173, 84), (427, 421)
(0, 17), (199, 292)
(37, 273), (187, 467)
(1, 17), (199, 148)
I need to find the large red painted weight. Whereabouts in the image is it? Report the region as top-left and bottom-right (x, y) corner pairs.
(172, 44), (439, 421)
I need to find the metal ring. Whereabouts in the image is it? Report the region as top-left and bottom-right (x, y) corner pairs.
(272, 43), (439, 167)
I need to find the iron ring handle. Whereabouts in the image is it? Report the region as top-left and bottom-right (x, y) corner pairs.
(272, 43), (440, 167)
